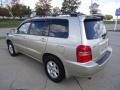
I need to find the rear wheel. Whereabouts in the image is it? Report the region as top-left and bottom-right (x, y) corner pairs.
(7, 41), (17, 56)
(44, 55), (65, 83)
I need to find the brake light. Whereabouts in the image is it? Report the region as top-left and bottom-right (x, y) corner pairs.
(76, 45), (92, 63)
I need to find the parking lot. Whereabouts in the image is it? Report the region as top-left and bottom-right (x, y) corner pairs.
(0, 32), (120, 90)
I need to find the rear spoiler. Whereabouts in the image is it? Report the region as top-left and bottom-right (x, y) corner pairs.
(85, 14), (104, 20)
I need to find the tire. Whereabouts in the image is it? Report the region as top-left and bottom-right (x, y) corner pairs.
(7, 41), (17, 56)
(44, 55), (65, 83)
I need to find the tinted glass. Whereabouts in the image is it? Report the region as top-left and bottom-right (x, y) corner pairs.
(49, 19), (68, 38)
(84, 19), (106, 40)
(29, 21), (49, 36)
(18, 22), (31, 34)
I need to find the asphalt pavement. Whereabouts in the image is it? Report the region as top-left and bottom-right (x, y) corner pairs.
(0, 32), (120, 90)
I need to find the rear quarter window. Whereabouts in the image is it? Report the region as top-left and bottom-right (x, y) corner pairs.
(49, 19), (69, 38)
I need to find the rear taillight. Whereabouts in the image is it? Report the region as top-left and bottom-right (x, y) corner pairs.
(76, 45), (92, 63)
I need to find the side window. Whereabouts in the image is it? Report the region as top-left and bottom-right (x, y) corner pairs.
(49, 19), (68, 38)
(29, 21), (49, 36)
(17, 22), (31, 34)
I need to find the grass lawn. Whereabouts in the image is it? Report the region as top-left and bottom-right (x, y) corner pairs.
(0, 19), (23, 28)
(104, 21), (120, 24)
(0, 37), (5, 40)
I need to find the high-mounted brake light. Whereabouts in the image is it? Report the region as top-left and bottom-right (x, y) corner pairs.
(76, 45), (92, 63)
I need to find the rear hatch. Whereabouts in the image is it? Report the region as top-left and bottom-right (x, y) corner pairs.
(84, 16), (108, 61)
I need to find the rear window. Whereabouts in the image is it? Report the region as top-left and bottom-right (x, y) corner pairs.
(84, 19), (106, 40)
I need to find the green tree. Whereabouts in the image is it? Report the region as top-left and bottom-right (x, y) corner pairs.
(11, 4), (23, 18)
(25, 6), (31, 17)
(104, 15), (113, 20)
(35, 0), (52, 16)
(11, 3), (31, 18)
(61, 0), (81, 14)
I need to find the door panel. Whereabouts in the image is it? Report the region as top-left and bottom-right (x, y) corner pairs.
(25, 20), (49, 61)
(13, 22), (31, 53)
(13, 34), (28, 53)
(25, 35), (48, 61)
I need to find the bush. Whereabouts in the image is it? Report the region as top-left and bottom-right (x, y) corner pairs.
(0, 19), (23, 28)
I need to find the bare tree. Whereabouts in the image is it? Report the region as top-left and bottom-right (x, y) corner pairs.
(52, 7), (61, 16)
(89, 2), (100, 14)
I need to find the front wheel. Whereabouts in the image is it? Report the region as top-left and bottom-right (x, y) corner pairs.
(44, 55), (65, 83)
(7, 42), (17, 56)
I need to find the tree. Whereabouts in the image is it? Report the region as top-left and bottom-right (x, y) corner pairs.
(104, 15), (113, 20)
(21, 6), (31, 17)
(0, 7), (5, 17)
(52, 7), (61, 16)
(89, 3), (100, 14)
(6, 0), (20, 17)
(35, 0), (52, 16)
(0, 7), (10, 18)
(10, 0), (20, 5)
(6, 5), (14, 17)
(3, 8), (10, 17)
(11, 3), (31, 18)
(25, 6), (31, 17)
(61, 0), (81, 14)
(11, 3), (23, 18)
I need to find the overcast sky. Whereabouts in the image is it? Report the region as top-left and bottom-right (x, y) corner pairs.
(3, 0), (120, 18)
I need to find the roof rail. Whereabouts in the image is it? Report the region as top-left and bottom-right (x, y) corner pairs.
(57, 12), (86, 17)
(70, 13), (86, 17)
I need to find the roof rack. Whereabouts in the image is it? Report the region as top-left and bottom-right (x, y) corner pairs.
(70, 13), (86, 17)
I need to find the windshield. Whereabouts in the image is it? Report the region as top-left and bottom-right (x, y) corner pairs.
(84, 19), (106, 40)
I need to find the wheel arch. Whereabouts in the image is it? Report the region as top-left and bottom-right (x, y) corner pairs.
(42, 53), (66, 74)
(6, 39), (12, 44)
(42, 53), (70, 78)
(42, 53), (63, 65)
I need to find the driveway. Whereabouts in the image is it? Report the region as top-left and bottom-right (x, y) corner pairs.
(0, 32), (120, 90)
(0, 28), (14, 37)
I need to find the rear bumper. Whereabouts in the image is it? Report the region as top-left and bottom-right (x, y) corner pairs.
(64, 47), (112, 77)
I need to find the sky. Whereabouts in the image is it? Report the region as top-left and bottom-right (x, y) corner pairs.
(2, 0), (120, 18)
